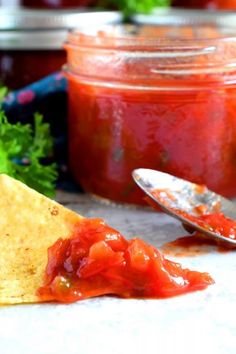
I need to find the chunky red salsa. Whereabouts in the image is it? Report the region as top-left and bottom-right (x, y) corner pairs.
(185, 213), (236, 240)
(37, 218), (213, 303)
(67, 72), (236, 205)
(150, 189), (236, 240)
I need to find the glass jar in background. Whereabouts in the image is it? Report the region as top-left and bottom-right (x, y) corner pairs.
(65, 24), (236, 205)
(21, 0), (96, 9)
(0, 9), (122, 89)
(0, 36), (65, 89)
(172, 0), (236, 9)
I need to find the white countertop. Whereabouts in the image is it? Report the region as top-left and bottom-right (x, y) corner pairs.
(1, 192), (236, 354)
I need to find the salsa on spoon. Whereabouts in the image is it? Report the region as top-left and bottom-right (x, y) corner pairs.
(133, 168), (236, 248)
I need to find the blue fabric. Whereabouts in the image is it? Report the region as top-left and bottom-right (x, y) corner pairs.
(3, 72), (67, 113)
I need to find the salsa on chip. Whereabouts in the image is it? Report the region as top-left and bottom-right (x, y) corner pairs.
(0, 175), (213, 304)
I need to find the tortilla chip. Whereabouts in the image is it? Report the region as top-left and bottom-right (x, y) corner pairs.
(0, 174), (83, 304)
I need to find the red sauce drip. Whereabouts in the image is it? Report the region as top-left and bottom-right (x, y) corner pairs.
(37, 218), (213, 303)
(162, 234), (233, 257)
(162, 235), (222, 257)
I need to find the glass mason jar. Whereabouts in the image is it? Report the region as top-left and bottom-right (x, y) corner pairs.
(172, 0), (236, 9)
(65, 24), (236, 205)
(21, 0), (96, 9)
(0, 8), (122, 89)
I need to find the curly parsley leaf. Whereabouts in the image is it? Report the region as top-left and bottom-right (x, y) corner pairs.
(97, 0), (170, 16)
(0, 111), (58, 197)
(0, 87), (8, 105)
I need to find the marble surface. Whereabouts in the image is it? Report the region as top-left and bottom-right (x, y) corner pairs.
(1, 191), (236, 354)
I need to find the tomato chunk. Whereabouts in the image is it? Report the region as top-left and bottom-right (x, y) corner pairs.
(37, 218), (214, 303)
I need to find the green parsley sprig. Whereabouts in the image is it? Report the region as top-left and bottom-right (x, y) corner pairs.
(0, 110), (58, 197)
(0, 87), (8, 104)
(97, 0), (170, 16)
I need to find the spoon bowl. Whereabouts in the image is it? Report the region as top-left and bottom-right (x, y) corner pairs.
(132, 168), (236, 248)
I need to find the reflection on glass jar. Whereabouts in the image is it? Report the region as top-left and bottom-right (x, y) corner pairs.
(65, 25), (236, 205)
(172, 0), (236, 9)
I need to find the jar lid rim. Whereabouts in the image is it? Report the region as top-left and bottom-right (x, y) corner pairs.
(0, 30), (67, 50)
(0, 8), (122, 30)
(132, 8), (236, 27)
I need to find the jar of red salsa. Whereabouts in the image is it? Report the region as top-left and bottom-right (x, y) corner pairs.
(172, 0), (236, 9)
(65, 24), (236, 205)
(0, 9), (122, 89)
(21, 0), (96, 9)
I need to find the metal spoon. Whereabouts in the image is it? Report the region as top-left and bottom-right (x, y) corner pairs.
(132, 168), (236, 248)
